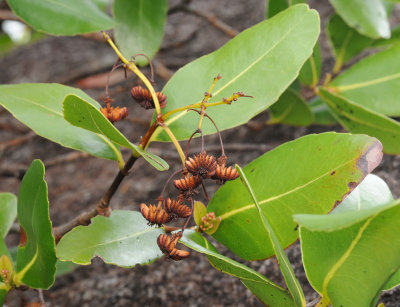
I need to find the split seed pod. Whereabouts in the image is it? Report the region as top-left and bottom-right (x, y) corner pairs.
(157, 232), (190, 261)
(186, 152), (217, 179)
(169, 248), (190, 261)
(213, 165), (239, 184)
(101, 106), (128, 123)
(140, 203), (171, 226)
(131, 86), (167, 109)
(173, 175), (201, 191)
(163, 198), (192, 219)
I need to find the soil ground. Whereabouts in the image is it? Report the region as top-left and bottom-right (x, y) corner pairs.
(1, 0), (400, 306)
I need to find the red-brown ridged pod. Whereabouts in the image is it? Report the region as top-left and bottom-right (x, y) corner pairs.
(140, 203), (172, 226)
(163, 198), (192, 219)
(212, 165), (239, 184)
(100, 106), (128, 123)
(157, 232), (190, 261)
(131, 86), (167, 109)
(173, 175), (201, 191)
(169, 248), (190, 261)
(185, 152), (217, 179)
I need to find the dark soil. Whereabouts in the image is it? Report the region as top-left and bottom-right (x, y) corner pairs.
(1, 1), (400, 306)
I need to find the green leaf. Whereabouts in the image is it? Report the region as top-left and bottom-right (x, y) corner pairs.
(113, 0), (167, 66)
(384, 270), (400, 290)
(268, 88), (313, 126)
(207, 132), (382, 260)
(0, 83), (121, 161)
(295, 199), (400, 306)
(330, 42), (400, 116)
(318, 88), (400, 154)
(57, 210), (164, 267)
(151, 4), (320, 141)
(63, 95), (168, 171)
(332, 174), (393, 214)
(266, 0), (306, 18)
(236, 165), (305, 307)
(0, 287), (7, 306)
(298, 43), (321, 86)
(180, 230), (296, 307)
(372, 25), (400, 47)
(7, 0), (114, 36)
(0, 193), (17, 238)
(308, 97), (338, 126)
(14, 160), (56, 289)
(328, 0), (390, 39)
(327, 14), (373, 73)
(193, 201), (207, 227)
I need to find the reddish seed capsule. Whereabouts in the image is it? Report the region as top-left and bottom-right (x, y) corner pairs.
(212, 165), (239, 184)
(185, 152), (217, 179)
(173, 175), (201, 191)
(100, 106), (128, 123)
(157, 232), (189, 261)
(169, 248), (190, 261)
(131, 86), (167, 109)
(140, 203), (172, 226)
(163, 198), (192, 219)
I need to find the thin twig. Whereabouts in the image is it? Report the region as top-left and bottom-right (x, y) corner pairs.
(184, 7), (239, 38)
(38, 289), (47, 307)
(53, 154), (139, 241)
(0, 131), (36, 153)
(0, 151), (91, 180)
(0, 9), (20, 21)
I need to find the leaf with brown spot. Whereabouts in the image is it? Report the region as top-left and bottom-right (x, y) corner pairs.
(207, 132), (382, 260)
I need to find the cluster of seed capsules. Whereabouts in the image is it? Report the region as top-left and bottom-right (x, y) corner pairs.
(140, 151), (239, 261)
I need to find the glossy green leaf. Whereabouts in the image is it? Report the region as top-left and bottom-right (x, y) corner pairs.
(0, 287), (7, 306)
(308, 97), (338, 126)
(151, 4), (320, 141)
(236, 165), (305, 307)
(330, 43), (400, 116)
(319, 88), (400, 154)
(207, 132), (382, 260)
(113, 0), (167, 66)
(14, 160), (56, 289)
(268, 88), (313, 126)
(298, 43), (321, 86)
(0, 83), (120, 161)
(372, 25), (400, 47)
(180, 230), (296, 307)
(332, 174), (393, 214)
(327, 14), (372, 73)
(193, 201), (207, 227)
(0, 193), (17, 238)
(384, 270), (400, 290)
(266, 0), (306, 18)
(57, 210), (164, 267)
(63, 95), (168, 171)
(329, 0), (390, 39)
(7, 0), (114, 36)
(295, 199), (400, 306)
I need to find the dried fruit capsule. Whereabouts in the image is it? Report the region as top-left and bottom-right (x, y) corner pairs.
(131, 86), (167, 109)
(157, 233), (176, 254)
(173, 175), (201, 191)
(213, 165), (239, 184)
(157, 232), (189, 261)
(140, 203), (172, 226)
(100, 106), (128, 123)
(169, 248), (190, 261)
(185, 152), (217, 179)
(163, 198), (192, 219)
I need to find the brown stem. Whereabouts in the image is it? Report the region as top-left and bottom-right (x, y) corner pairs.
(53, 153), (139, 242)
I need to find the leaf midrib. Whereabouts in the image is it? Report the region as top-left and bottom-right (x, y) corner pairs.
(150, 9), (313, 140)
(322, 91), (400, 135)
(220, 158), (357, 220)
